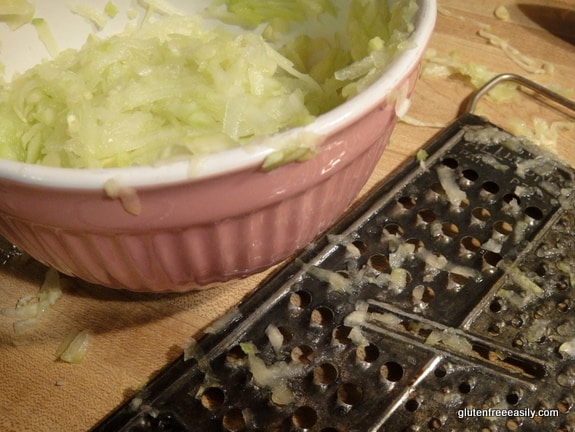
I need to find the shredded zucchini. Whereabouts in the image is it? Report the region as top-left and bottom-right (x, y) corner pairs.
(0, 0), (34, 29)
(0, 0), (419, 169)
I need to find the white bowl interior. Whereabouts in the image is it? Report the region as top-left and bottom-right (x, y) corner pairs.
(0, 0), (436, 189)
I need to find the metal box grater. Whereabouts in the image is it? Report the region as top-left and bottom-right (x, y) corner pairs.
(93, 74), (575, 432)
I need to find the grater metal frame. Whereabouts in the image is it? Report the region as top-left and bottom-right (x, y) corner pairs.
(93, 74), (575, 432)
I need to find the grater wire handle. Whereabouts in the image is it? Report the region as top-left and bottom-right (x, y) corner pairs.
(465, 72), (575, 116)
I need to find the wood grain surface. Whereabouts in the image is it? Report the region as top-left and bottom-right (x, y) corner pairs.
(1, 1), (574, 430)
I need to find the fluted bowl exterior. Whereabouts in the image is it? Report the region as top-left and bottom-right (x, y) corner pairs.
(0, 0), (436, 292)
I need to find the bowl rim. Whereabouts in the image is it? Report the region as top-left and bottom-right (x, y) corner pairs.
(0, 0), (436, 190)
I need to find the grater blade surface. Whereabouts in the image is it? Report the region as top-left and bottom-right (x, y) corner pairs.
(94, 113), (575, 432)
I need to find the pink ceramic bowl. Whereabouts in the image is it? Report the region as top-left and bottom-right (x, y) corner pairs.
(0, 0), (436, 292)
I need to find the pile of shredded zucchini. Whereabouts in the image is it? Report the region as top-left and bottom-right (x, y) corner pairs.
(0, 0), (418, 169)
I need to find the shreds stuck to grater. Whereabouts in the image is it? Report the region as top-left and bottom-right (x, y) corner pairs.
(93, 74), (575, 432)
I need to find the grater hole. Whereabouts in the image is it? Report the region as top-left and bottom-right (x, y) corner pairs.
(557, 298), (571, 313)
(336, 269), (350, 280)
(430, 182), (445, 196)
(534, 300), (554, 319)
(462, 168), (479, 182)
(290, 290), (312, 309)
(383, 223), (404, 237)
(273, 325), (293, 346)
(506, 418), (520, 431)
(226, 345), (247, 365)
(381, 361), (404, 382)
(313, 363), (338, 385)
(536, 401), (552, 415)
(556, 398), (572, 414)
(441, 158), (458, 169)
(447, 273), (470, 291)
(428, 417), (442, 430)
(488, 321), (504, 335)
(535, 262), (547, 277)
(332, 325), (352, 345)
(483, 251), (503, 270)
(503, 193), (521, 205)
(357, 343), (379, 363)
(472, 207), (491, 223)
(201, 387), (225, 410)
(493, 220), (513, 237)
(311, 307), (334, 327)
(506, 390), (521, 405)
(292, 406), (318, 429)
(404, 398), (419, 412)
(525, 206), (544, 222)
(400, 271), (413, 286)
(368, 254), (390, 272)
(555, 278), (570, 292)
(461, 236), (481, 253)
(481, 181), (500, 195)
(337, 382), (363, 406)
(434, 366), (447, 378)
(489, 298), (503, 313)
(398, 196), (417, 210)
(291, 345), (315, 365)
(413, 285), (435, 305)
(441, 222), (459, 238)
(417, 208), (437, 224)
(271, 390), (293, 407)
(352, 240), (368, 255)
(406, 238), (425, 252)
(222, 408), (246, 432)
(511, 317), (524, 328)
(458, 381), (472, 393)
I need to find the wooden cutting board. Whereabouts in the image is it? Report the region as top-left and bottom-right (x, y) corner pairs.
(1, 1), (574, 430)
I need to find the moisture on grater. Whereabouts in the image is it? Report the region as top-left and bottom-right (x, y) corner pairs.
(94, 115), (575, 432)
(463, 125), (518, 147)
